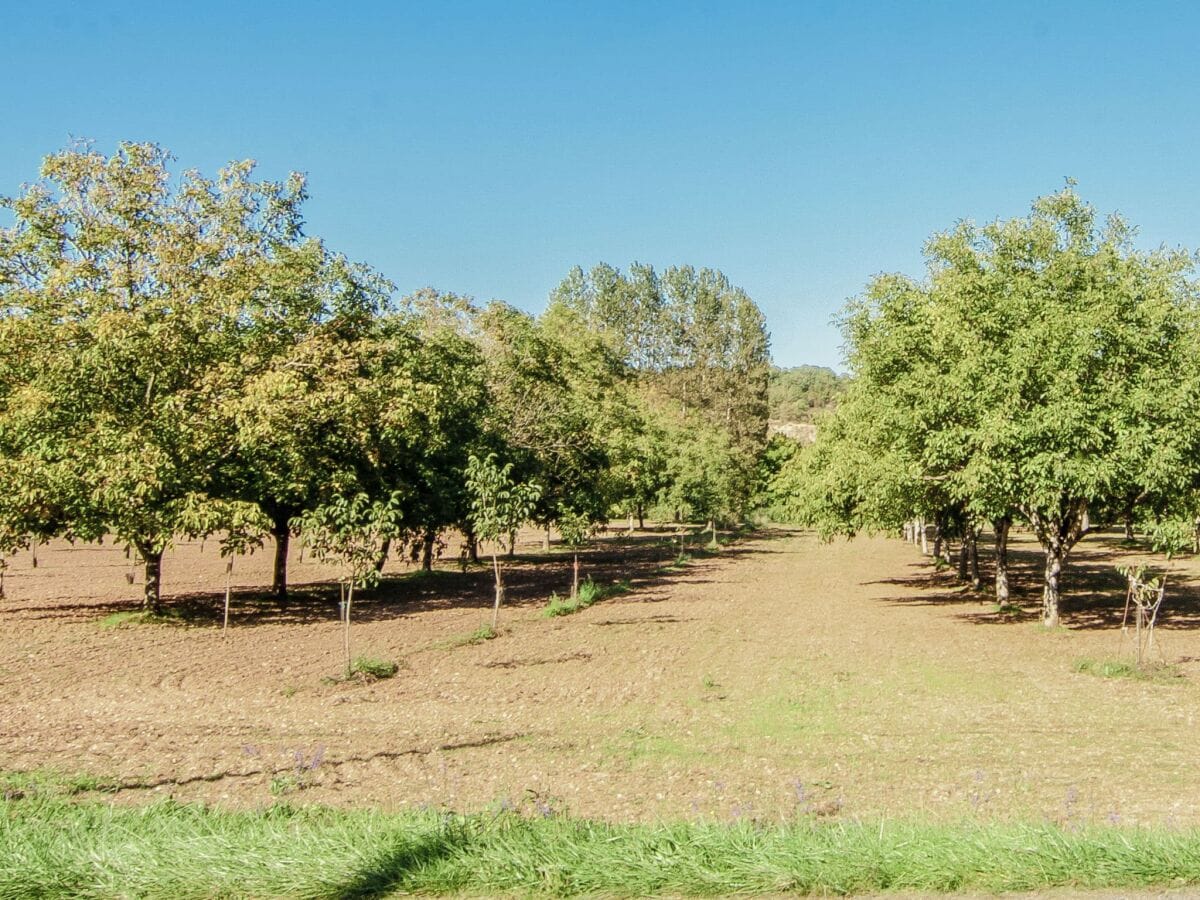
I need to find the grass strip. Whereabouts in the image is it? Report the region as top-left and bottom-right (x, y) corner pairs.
(4, 796), (1200, 897)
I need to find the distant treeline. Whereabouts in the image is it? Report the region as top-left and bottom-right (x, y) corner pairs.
(768, 366), (848, 423)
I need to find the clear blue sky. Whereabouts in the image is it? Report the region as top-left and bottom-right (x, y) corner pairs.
(3, 1), (1198, 369)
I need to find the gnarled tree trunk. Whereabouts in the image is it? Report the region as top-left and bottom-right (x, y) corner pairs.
(421, 530), (435, 572)
(993, 516), (1010, 604)
(374, 538), (392, 574)
(270, 515), (291, 603)
(135, 540), (164, 614)
(1043, 548), (1064, 628)
(1027, 500), (1088, 628)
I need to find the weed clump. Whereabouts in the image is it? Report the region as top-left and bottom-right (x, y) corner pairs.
(350, 656), (400, 680)
(1073, 657), (1182, 682)
(544, 578), (631, 617)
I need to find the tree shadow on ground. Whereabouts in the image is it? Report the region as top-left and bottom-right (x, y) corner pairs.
(869, 530), (1200, 632)
(5, 525), (796, 629)
(331, 828), (467, 899)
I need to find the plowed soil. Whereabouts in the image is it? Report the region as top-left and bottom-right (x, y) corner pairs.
(4, 525), (1200, 826)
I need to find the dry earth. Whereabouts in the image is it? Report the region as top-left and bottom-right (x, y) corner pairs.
(2, 525), (1200, 827)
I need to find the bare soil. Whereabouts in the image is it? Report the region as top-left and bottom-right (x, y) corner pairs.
(3, 525), (1200, 826)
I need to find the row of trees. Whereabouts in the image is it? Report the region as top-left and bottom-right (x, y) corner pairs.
(0, 143), (771, 612)
(775, 186), (1200, 626)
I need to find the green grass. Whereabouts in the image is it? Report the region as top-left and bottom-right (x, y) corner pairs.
(0, 770), (119, 800)
(97, 608), (183, 629)
(1074, 657), (1183, 682)
(350, 656), (400, 679)
(7, 795), (1200, 897)
(434, 624), (498, 649)
(544, 578), (632, 617)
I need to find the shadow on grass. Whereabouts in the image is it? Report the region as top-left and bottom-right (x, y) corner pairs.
(330, 829), (467, 899)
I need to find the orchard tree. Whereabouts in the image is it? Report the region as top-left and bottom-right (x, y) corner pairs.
(465, 453), (541, 629)
(926, 188), (1200, 625)
(298, 492), (403, 677)
(0, 142), (309, 611)
(784, 186), (1200, 626)
(215, 245), (394, 601)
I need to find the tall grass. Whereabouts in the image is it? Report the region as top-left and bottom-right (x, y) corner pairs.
(544, 577), (632, 617)
(5, 796), (1200, 897)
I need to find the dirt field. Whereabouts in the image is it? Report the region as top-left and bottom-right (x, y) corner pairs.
(3, 524), (1200, 826)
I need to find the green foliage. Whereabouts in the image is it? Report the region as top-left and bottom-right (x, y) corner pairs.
(349, 656), (399, 679)
(0, 143), (320, 609)
(779, 185), (1200, 624)
(297, 492), (403, 591)
(551, 262), (771, 520)
(464, 453), (541, 547)
(1145, 518), (1194, 559)
(768, 365), (848, 422)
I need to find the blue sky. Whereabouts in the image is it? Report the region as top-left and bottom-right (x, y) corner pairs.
(3, 1), (1198, 369)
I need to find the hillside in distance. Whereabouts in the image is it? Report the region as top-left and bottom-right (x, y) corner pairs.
(767, 365), (848, 443)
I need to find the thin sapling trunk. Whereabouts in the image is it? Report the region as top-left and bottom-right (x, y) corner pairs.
(343, 582), (354, 678)
(491, 552), (505, 629)
(968, 528), (980, 589)
(223, 557), (233, 635)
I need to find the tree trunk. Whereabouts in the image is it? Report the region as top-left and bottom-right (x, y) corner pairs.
(137, 542), (163, 614)
(421, 530), (434, 572)
(956, 538), (969, 581)
(491, 552), (505, 629)
(507, 530), (517, 559)
(994, 517), (1010, 604)
(1043, 548), (1064, 627)
(968, 528), (980, 589)
(544, 525), (551, 551)
(933, 528), (944, 563)
(572, 552), (580, 600)
(374, 538), (392, 574)
(343, 582), (354, 678)
(1123, 512), (1135, 542)
(271, 517), (290, 603)
(223, 558), (233, 635)
(919, 518), (929, 555)
(637, 505), (645, 530)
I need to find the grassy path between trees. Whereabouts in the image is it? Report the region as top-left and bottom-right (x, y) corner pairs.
(5, 794), (1200, 898)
